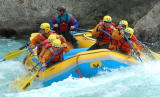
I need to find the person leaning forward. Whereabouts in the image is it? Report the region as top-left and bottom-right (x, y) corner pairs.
(29, 23), (55, 55)
(118, 27), (141, 56)
(88, 15), (115, 50)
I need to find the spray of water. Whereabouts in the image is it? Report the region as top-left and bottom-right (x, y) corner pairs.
(4, 60), (160, 97)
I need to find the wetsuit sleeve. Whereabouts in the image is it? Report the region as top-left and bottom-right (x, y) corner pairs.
(49, 15), (57, 29)
(70, 16), (79, 28)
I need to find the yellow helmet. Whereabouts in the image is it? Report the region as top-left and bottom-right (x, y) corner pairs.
(30, 33), (39, 41)
(119, 20), (128, 28)
(48, 34), (57, 42)
(103, 15), (112, 22)
(40, 23), (50, 33)
(52, 39), (61, 47)
(124, 27), (134, 38)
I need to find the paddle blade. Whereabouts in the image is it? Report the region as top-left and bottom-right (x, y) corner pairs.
(4, 49), (27, 60)
(149, 50), (160, 60)
(12, 72), (38, 91)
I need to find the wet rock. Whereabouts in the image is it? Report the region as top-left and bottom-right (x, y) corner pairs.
(0, 0), (159, 44)
(134, 1), (160, 51)
(0, 28), (17, 37)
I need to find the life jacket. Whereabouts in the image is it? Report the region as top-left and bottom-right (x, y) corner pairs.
(35, 33), (47, 49)
(30, 33), (39, 41)
(39, 34), (47, 41)
(109, 39), (122, 50)
(97, 23), (114, 42)
(58, 14), (70, 33)
(41, 40), (49, 46)
(131, 35), (137, 42)
(48, 30), (56, 34)
(119, 38), (132, 54)
(45, 43), (52, 49)
(38, 30), (55, 39)
(49, 47), (64, 62)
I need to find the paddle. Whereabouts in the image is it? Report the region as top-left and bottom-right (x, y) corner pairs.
(100, 29), (143, 62)
(101, 29), (112, 37)
(123, 34), (143, 62)
(74, 28), (92, 32)
(19, 42), (30, 50)
(74, 28), (112, 37)
(137, 40), (156, 59)
(12, 48), (62, 90)
(0, 42), (30, 62)
(0, 49), (28, 62)
(11, 63), (41, 90)
(0, 42), (44, 62)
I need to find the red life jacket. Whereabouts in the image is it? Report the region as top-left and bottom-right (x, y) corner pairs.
(39, 30), (55, 40)
(36, 30), (55, 49)
(41, 40), (49, 45)
(39, 34), (47, 41)
(45, 43), (52, 49)
(58, 14), (70, 33)
(131, 35), (137, 42)
(119, 38), (131, 54)
(59, 22), (69, 32)
(49, 47), (64, 62)
(97, 23), (114, 42)
(111, 40), (121, 48)
(37, 34), (48, 49)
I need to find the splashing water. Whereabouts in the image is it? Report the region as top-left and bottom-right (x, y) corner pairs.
(1, 38), (160, 97)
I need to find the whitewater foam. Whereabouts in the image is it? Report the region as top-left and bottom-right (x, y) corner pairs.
(5, 61), (160, 97)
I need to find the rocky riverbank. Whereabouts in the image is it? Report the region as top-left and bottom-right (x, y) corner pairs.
(0, 0), (159, 50)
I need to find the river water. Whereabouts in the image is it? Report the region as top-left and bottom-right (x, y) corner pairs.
(0, 38), (160, 97)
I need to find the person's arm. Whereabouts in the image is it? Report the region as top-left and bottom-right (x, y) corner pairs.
(61, 43), (70, 52)
(38, 47), (46, 63)
(41, 49), (52, 65)
(92, 24), (100, 38)
(70, 16), (79, 28)
(132, 35), (144, 50)
(58, 35), (67, 43)
(29, 34), (40, 48)
(49, 15), (57, 29)
(132, 42), (141, 56)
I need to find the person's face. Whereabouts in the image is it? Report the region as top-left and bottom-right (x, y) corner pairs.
(104, 22), (111, 27)
(118, 24), (126, 30)
(125, 32), (131, 38)
(39, 29), (45, 33)
(57, 10), (64, 16)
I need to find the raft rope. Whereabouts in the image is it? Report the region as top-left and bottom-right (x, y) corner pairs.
(74, 68), (83, 78)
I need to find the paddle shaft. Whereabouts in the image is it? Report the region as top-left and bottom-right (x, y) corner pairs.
(101, 29), (112, 37)
(19, 42), (30, 50)
(14, 48), (63, 90)
(124, 35), (143, 62)
(31, 48), (63, 71)
(74, 28), (92, 32)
